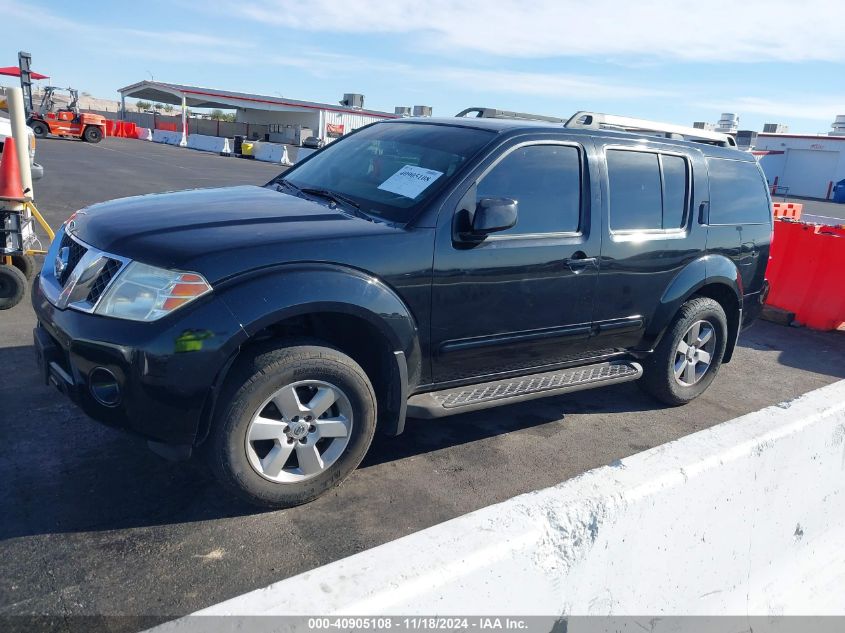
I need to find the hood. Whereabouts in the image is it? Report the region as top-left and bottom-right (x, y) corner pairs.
(69, 185), (402, 281)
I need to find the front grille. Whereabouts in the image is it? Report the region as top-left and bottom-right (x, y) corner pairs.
(86, 258), (122, 303)
(59, 232), (87, 286)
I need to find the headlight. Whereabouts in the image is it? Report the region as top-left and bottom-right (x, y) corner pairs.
(94, 262), (212, 322)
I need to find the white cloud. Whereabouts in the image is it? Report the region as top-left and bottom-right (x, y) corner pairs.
(2, 0), (254, 65)
(265, 52), (674, 102)
(231, 0), (845, 63)
(700, 96), (844, 124)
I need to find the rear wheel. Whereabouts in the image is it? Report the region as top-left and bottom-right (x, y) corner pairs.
(0, 264), (27, 310)
(83, 126), (103, 143)
(205, 342), (377, 508)
(11, 254), (36, 280)
(638, 297), (728, 405)
(30, 121), (49, 138)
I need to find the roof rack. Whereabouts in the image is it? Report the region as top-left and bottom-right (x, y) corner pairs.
(455, 106), (738, 148)
(564, 111), (737, 148)
(455, 107), (565, 124)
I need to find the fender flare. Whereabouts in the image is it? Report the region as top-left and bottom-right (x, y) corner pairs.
(645, 254), (743, 353)
(203, 263), (421, 437)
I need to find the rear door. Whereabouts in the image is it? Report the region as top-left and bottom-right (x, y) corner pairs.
(591, 140), (707, 350)
(429, 135), (603, 384)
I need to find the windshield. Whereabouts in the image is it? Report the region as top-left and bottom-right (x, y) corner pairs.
(270, 122), (495, 223)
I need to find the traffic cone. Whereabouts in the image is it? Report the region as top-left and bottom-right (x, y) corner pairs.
(0, 136), (24, 200)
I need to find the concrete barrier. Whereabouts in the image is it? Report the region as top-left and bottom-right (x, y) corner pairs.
(252, 142), (289, 165)
(152, 130), (183, 146)
(135, 127), (152, 141)
(290, 146), (316, 164)
(186, 133), (232, 155)
(152, 380), (845, 627)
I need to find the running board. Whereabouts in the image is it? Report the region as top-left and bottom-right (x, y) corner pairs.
(407, 361), (642, 419)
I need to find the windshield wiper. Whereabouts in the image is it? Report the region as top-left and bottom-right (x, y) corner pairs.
(299, 187), (375, 221)
(300, 187), (359, 209)
(273, 178), (302, 194)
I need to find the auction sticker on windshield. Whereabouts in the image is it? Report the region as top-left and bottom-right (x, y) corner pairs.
(377, 165), (443, 199)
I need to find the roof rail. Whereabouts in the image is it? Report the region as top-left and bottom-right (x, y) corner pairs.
(455, 107), (565, 124)
(564, 111), (737, 148)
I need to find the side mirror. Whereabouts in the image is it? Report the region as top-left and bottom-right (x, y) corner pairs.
(469, 197), (518, 237)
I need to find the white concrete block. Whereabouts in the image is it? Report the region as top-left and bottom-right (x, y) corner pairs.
(186, 134), (232, 154)
(252, 142), (289, 165)
(151, 130), (183, 146)
(149, 380), (845, 627)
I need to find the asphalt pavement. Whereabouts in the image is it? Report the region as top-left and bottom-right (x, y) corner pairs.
(1, 137), (844, 632)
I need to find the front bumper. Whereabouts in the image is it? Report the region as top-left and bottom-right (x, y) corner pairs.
(32, 274), (247, 446)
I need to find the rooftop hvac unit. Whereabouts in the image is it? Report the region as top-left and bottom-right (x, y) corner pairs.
(830, 115), (845, 137)
(413, 105), (433, 117)
(340, 93), (364, 109)
(693, 121), (715, 131)
(394, 106), (412, 117)
(763, 123), (789, 134)
(716, 112), (739, 133)
(735, 130), (757, 149)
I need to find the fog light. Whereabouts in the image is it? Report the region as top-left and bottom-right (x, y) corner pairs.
(89, 367), (121, 406)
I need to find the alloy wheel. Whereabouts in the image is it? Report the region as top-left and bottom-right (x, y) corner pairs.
(244, 380), (353, 483)
(673, 319), (717, 386)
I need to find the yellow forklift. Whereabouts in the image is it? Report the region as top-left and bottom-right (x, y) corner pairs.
(1, 88), (53, 309)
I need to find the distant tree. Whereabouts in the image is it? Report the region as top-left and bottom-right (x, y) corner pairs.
(154, 103), (164, 111)
(164, 104), (174, 113)
(135, 100), (151, 112)
(210, 109), (225, 120)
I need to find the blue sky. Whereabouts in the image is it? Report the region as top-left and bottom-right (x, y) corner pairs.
(2, 0), (843, 133)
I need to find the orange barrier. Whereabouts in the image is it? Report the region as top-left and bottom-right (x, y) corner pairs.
(772, 202), (802, 221)
(766, 220), (845, 331)
(104, 121), (140, 138)
(157, 122), (178, 132)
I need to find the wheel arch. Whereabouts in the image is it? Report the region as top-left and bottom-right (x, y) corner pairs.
(647, 255), (743, 362)
(195, 264), (420, 444)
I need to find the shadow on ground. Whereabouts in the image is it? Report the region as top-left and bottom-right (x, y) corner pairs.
(1, 321), (842, 542)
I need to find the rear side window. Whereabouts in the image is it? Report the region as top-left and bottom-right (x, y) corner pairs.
(607, 150), (689, 231)
(476, 144), (581, 235)
(707, 158), (771, 225)
(661, 155), (688, 229)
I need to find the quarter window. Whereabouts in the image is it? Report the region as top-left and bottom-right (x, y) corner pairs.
(607, 149), (690, 231)
(707, 158), (771, 224)
(476, 145), (581, 235)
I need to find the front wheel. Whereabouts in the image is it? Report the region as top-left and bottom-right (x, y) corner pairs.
(0, 264), (27, 310)
(638, 297), (728, 405)
(30, 121), (49, 138)
(11, 254), (36, 280)
(205, 343), (377, 508)
(82, 126), (103, 143)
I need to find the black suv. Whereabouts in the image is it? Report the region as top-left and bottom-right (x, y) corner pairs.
(32, 112), (772, 507)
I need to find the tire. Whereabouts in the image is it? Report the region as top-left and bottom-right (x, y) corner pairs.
(83, 126), (103, 143)
(11, 254), (36, 280)
(30, 121), (49, 138)
(0, 264), (27, 310)
(638, 297), (728, 406)
(205, 342), (377, 508)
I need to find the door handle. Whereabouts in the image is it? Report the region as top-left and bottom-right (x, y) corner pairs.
(565, 252), (598, 273)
